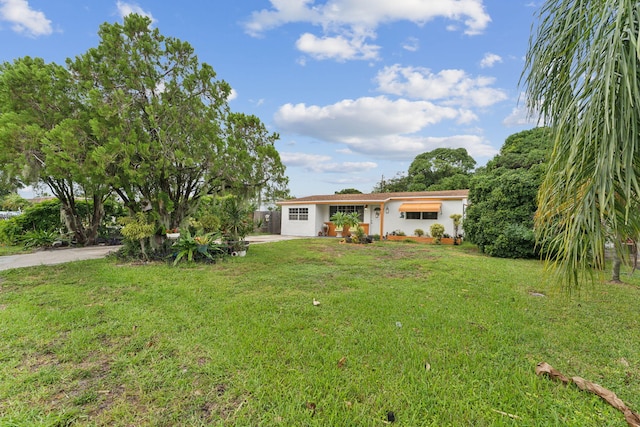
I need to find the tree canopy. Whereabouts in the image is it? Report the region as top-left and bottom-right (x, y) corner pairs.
(371, 148), (476, 193)
(465, 128), (553, 258)
(335, 188), (362, 194)
(0, 15), (288, 243)
(523, 0), (640, 287)
(407, 148), (476, 191)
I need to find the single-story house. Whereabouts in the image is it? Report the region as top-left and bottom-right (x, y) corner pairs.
(278, 189), (468, 237)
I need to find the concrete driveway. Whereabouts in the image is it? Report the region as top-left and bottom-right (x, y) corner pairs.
(0, 235), (303, 271)
(0, 246), (117, 271)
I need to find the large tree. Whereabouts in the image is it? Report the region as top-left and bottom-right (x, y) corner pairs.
(72, 15), (287, 231)
(0, 57), (111, 244)
(465, 128), (552, 258)
(407, 148), (476, 191)
(524, 0), (640, 287)
(0, 15), (288, 243)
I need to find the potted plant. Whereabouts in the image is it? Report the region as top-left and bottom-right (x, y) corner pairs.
(165, 227), (180, 240)
(330, 211), (361, 237)
(329, 211), (348, 237)
(219, 196), (255, 256)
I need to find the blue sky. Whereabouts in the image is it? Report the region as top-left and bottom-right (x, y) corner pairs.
(1, 0), (541, 198)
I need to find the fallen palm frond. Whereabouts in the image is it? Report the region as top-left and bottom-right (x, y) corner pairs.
(536, 362), (640, 427)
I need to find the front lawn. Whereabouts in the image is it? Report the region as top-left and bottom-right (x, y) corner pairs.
(0, 239), (638, 426)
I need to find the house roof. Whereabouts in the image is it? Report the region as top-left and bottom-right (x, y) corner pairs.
(278, 189), (469, 205)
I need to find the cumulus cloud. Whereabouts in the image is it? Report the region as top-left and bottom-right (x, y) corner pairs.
(245, 0), (490, 36)
(281, 152), (377, 174)
(116, 1), (155, 23)
(375, 64), (508, 108)
(274, 96), (497, 159)
(275, 96), (464, 140)
(0, 0), (52, 37)
(244, 0), (490, 61)
(296, 32), (380, 61)
(479, 52), (502, 68)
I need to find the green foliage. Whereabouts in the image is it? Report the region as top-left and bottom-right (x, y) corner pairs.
(330, 211), (360, 233)
(171, 230), (223, 265)
(523, 0), (640, 288)
(414, 228), (424, 237)
(350, 226), (368, 244)
(120, 212), (156, 259)
(488, 224), (536, 258)
(407, 148), (476, 191)
(0, 219), (23, 245)
(0, 15), (289, 246)
(22, 229), (59, 249)
(120, 213), (156, 242)
(430, 223), (445, 243)
(219, 196), (255, 242)
(0, 193), (30, 211)
(465, 128), (552, 258)
(371, 172), (410, 193)
(0, 57), (111, 245)
(334, 188), (362, 194)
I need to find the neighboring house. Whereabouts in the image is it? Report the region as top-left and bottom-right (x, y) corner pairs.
(278, 190), (468, 237)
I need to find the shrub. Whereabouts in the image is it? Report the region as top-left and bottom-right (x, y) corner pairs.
(485, 224), (537, 258)
(120, 213), (156, 259)
(22, 230), (59, 249)
(430, 223), (445, 244)
(172, 230), (224, 265)
(414, 228), (424, 237)
(0, 219), (24, 245)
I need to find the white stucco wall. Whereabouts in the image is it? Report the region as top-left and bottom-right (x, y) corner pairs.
(280, 197), (467, 237)
(381, 199), (466, 237)
(280, 204), (317, 236)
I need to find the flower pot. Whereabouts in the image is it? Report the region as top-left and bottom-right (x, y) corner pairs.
(166, 233), (180, 240)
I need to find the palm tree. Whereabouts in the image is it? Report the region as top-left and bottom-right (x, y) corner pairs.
(523, 0), (640, 288)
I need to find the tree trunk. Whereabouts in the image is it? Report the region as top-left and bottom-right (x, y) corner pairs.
(612, 252), (622, 283)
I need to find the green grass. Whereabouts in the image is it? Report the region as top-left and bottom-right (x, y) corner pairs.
(0, 244), (29, 256)
(0, 239), (639, 426)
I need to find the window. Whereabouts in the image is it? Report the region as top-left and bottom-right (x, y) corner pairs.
(289, 207), (309, 221)
(406, 212), (438, 220)
(329, 205), (365, 221)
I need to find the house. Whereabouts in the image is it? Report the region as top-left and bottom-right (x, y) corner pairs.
(278, 189), (468, 237)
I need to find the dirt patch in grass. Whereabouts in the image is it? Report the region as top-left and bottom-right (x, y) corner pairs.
(199, 386), (249, 424)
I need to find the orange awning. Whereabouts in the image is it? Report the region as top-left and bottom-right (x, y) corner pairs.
(398, 203), (441, 213)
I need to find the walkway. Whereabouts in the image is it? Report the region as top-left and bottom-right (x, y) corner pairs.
(0, 235), (303, 271)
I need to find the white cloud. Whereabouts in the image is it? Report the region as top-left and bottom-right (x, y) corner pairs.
(479, 52), (502, 68)
(402, 37), (419, 52)
(275, 96), (463, 140)
(274, 96), (497, 160)
(502, 93), (543, 127)
(245, 0), (490, 61)
(116, 1), (155, 23)
(375, 64), (508, 108)
(280, 152), (332, 167)
(296, 32), (379, 61)
(245, 0), (490, 36)
(280, 152), (377, 174)
(0, 0), (52, 37)
(227, 88), (238, 101)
